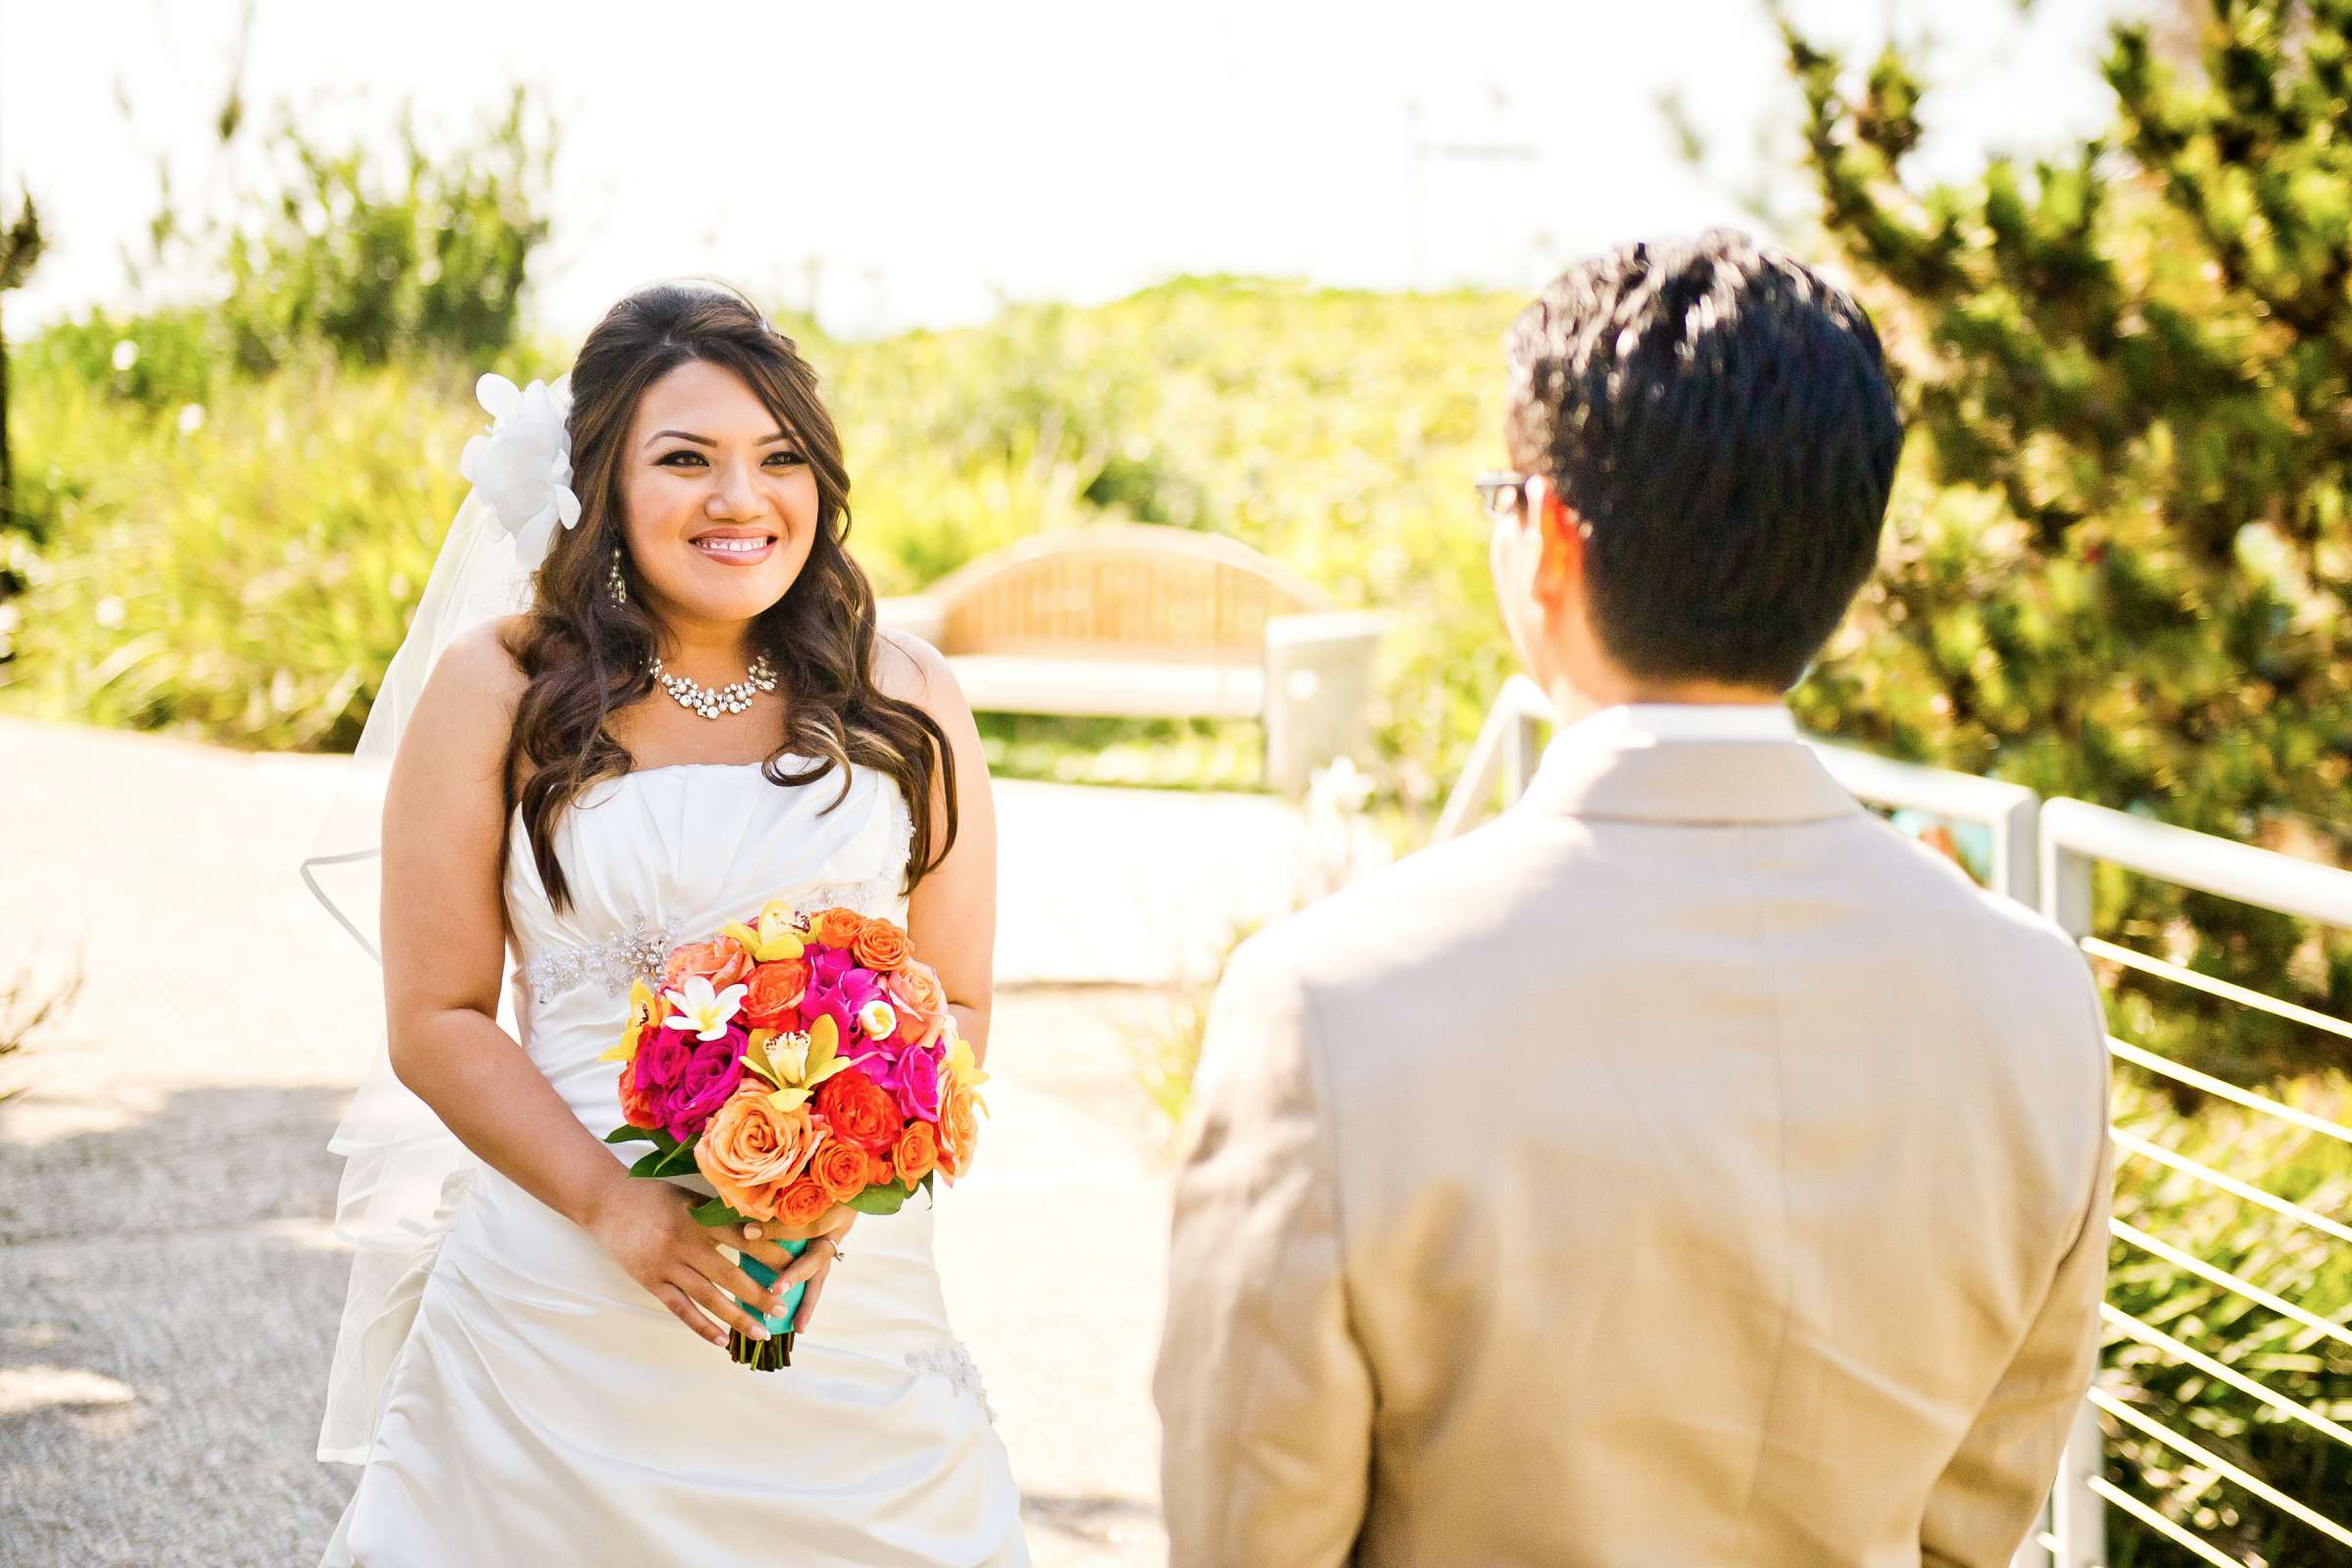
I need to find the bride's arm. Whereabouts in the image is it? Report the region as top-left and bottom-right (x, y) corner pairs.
(877, 629), (997, 1063)
(380, 619), (790, 1348)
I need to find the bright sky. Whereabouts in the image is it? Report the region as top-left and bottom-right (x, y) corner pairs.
(5, 0), (2142, 341)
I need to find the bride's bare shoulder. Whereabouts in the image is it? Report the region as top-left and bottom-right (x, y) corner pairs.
(396, 615), (532, 794)
(868, 626), (966, 720)
(429, 615), (533, 709)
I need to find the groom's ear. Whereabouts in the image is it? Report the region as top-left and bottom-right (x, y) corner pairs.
(1529, 478), (1589, 606)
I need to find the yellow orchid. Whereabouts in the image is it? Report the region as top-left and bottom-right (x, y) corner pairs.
(598, 980), (660, 1064)
(739, 1013), (855, 1113)
(945, 1027), (991, 1113)
(718, 898), (809, 963)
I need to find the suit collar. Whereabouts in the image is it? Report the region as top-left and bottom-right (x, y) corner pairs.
(1518, 707), (1862, 826)
(1563, 702), (1801, 747)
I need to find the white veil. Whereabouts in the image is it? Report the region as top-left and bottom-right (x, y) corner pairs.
(301, 373), (577, 1464)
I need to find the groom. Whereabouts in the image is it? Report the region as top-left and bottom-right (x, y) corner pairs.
(1155, 231), (2112, 1566)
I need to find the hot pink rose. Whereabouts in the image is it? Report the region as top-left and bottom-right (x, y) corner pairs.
(631, 1026), (695, 1096)
(891, 1041), (945, 1123)
(659, 1029), (747, 1142)
(849, 1036), (906, 1097)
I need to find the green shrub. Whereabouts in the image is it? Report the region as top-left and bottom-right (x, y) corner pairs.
(194, 91), (554, 376)
(1783, 0), (2352, 1088)
(2, 353), (471, 747)
(24, 306), (221, 414)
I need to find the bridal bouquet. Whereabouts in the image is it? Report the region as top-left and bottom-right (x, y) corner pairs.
(601, 902), (987, 1368)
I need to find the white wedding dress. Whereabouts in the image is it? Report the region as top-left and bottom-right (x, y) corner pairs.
(320, 760), (1029, 1566)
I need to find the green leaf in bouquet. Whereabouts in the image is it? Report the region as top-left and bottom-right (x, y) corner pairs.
(848, 1182), (909, 1216)
(650, 1139), (701, 1178)
(605, 1125), (669, 1147)
(690, 1197), (748, 1227)
(626, 1147), (674, 1178)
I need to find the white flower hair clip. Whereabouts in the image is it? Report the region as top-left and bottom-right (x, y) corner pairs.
(460, 372), (580, 559)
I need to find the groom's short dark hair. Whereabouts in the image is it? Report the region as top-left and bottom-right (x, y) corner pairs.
(1504, 230), (1902, 691)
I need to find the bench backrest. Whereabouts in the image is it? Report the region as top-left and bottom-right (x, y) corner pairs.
(925, 525), (1331, 662)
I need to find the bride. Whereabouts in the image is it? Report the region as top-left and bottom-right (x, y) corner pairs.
(307, 281), (1029, 1564)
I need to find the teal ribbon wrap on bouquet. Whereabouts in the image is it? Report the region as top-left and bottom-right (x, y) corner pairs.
(731, 1239), (808, 1370)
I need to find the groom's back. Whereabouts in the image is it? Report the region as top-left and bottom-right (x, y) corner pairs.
(1155, 234), (2110, 1566)
(1257, 736), (2109, 1566)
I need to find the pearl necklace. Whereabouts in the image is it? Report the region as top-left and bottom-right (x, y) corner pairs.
(649, 652), (778, 719)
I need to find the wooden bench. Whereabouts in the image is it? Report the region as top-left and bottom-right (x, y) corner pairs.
(875, 525), (1385, 794)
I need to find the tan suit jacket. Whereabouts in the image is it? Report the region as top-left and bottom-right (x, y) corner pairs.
(1155, 726), (2111, 1567)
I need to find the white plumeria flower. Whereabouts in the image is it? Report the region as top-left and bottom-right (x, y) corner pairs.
(858, 999), (900, 1040)
(662, 974), (747, 1042)
(460, 372), (580, 559)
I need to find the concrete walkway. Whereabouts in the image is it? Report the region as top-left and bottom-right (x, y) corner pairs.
(0, 715), (1348, 1567)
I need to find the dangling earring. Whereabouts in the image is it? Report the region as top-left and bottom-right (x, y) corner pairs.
(607, 547), (629, 609)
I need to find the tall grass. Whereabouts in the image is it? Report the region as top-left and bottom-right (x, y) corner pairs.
(6, 353), (471, 748)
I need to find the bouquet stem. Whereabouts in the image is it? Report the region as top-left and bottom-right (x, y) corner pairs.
(729, 1327), (795, 1369)
(729, 1239), (808, 1373)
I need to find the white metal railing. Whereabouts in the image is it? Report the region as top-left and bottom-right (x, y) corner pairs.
(2039, 799), (2352, 1568)
(1439, 683), (2352, 1568)
(1809, 742), (2041, 904)
(1432, 674), (1550, 842)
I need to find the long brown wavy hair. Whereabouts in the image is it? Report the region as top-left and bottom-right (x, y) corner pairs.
(498, 281), (956, 915)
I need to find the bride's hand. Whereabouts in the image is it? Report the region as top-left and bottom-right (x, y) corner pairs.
(583, 1179), (796, 1350)
(742, 1206), (858, 1334)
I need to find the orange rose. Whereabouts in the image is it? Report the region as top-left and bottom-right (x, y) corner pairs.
(864, 1150), (899, 1189)
(662, 936), (754, 994)
(852, 918), (911, 972)
(936, 1078), (980, 1182)
(742, 958), (808, 1030)
(774, 1177), (833, 1229)
(616, 1061), (664, 1129)
(809, 907), (867, 951)
(692, 1088), (818, 1222)
(815, 1066), (905, 1152)
(885, 961), (947, 1047)
(810, 1138), (870, 1202)
(893, 1120), (939, 1185)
